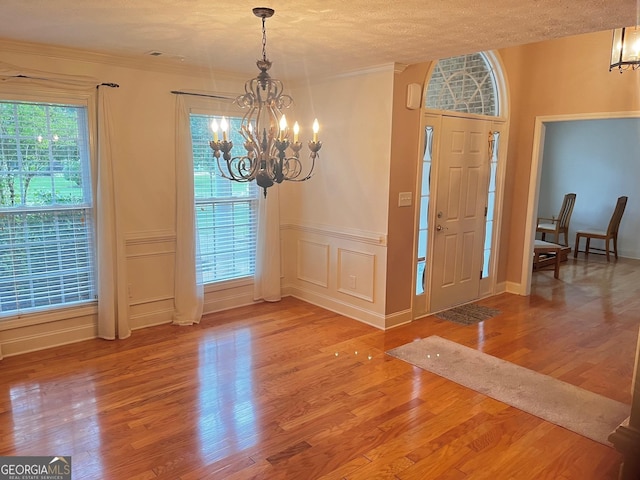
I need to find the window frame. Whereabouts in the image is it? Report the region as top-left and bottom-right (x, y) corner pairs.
(0, 86), (98, 323)
(188, 102), (259, 289)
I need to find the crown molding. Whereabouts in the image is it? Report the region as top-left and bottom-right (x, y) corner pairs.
(0, 37), (248, 81)
(394, 63), (409, 74)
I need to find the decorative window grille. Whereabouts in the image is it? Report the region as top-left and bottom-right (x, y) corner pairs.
(189, 114), (258, 284)
(0, 101), (95, 315)
(425, 53), (499, 116)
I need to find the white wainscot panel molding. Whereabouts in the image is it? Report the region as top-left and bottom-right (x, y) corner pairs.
(297, 240), (330, 288)
(125, 230), (176, 329)
(337, 248), (375, 302)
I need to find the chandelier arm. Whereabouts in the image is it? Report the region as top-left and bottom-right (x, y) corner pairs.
(281, 154), (317, 182)
(215, 154), (235, 180)
(227, 154), (260, 182)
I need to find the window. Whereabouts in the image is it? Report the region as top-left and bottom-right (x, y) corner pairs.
(482, 131), (500, 278)
(426, 52), (499, 116)
(416, 125), (433, 295)
(0, 100), (95, 315)
(189, 114), (258, 284)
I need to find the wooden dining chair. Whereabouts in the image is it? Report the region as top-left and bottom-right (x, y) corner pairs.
(574, 196), (628, 261)
(536, 193), (577, 246)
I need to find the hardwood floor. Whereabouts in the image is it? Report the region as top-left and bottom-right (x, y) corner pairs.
(0, 255), (638, 479)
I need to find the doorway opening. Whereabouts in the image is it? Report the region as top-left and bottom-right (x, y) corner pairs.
(521, 111), (640, 294)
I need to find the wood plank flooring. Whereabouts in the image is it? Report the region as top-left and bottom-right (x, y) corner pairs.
(0, 255), (638, 479)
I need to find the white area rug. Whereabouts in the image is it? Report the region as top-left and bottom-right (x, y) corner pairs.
(386, 335), (630, 445)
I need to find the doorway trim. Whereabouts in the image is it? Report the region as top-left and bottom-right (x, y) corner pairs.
(520, 110), (640, 294)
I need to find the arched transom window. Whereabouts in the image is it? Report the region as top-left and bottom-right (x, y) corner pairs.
(425, 52), (499, 116)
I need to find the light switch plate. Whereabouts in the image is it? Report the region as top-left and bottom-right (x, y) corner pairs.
(398, 192), (412, 207)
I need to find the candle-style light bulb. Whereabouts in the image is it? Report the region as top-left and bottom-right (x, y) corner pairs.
(312, 118), (319, 142)
(293, 122), (300, 142)
(210, 119), (219, 142)
(279, 115), (287, 140)
(220, 117), (229, 141)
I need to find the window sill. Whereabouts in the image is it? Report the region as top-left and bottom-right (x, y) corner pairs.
(203, 276), (253, 294)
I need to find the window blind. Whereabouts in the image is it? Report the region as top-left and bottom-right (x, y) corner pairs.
(0, 101), (95, 315)
(190, 114), (258, 284)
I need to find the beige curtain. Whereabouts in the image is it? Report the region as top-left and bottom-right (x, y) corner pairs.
(96, 86), (129, 339)
(173, 95), (204, 325)
(254, 186), (282, 302)
(0, 61), (127, 348)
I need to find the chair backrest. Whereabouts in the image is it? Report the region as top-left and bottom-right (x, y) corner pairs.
(557, 193), (577, 229)
(606, 196), (628, 235)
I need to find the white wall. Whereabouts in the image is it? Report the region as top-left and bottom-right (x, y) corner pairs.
(279, 66), (395, 328)
(283, 67), (393, 233)
(539, 118), (640, 258)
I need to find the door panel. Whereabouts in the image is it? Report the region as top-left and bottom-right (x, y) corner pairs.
(430, 116), (490, 312)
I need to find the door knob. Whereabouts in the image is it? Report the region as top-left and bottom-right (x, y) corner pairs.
(436, 225), (444, 231)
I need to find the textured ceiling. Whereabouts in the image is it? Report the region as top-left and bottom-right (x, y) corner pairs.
(0, 0), (637, 79)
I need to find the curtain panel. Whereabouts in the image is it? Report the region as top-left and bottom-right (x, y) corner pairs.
(173, 95), (204, 325)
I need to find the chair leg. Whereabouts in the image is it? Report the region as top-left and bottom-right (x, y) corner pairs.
(605, 238), (610, 262)
(585, 237), (591, 255)
(541, 232), (546, 241)
(574, 234), (580, 258)
(613, 235), (619, 259)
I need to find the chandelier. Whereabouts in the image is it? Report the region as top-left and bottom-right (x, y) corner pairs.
(209, 7), (322, 197)
(610, 26), (640, 72)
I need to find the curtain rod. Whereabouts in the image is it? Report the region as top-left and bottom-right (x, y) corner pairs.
(171, 90), (235, 101)
(10, 74), (119, 88)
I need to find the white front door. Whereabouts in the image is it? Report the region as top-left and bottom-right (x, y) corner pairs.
(429, 116), (490, 312)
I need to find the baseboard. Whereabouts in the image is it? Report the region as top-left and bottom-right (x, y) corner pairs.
(384, 309), (412, 329)
(506, 281), (526, 295)
(284, 284), (385, 329)
(129, 307), (174, 330)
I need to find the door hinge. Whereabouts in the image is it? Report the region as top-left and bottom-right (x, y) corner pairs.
(484, 206), (488, 217)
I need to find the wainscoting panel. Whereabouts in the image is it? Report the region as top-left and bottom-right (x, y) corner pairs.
(125, 230), (176, 328)
(297, 240), (330, 288)
(337, 248), (375, 302)
(282, 223), (387, 329)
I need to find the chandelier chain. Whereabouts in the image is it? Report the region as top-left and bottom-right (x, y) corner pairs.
(261, 16), (268, 62)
